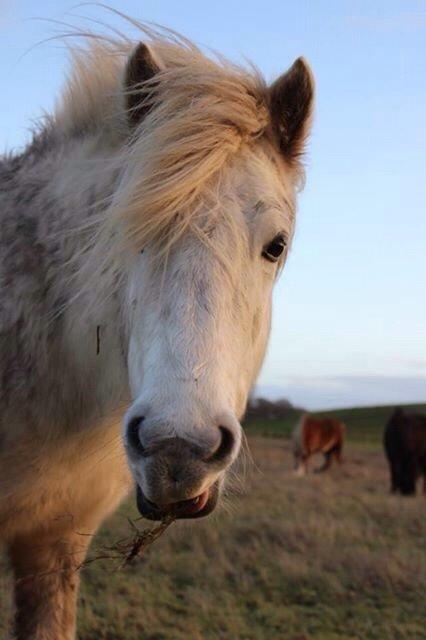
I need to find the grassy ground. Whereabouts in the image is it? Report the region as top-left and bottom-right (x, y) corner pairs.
(1, 405), (425, 639)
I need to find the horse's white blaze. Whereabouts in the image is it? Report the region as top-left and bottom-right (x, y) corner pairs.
(124, 152), (292, 496)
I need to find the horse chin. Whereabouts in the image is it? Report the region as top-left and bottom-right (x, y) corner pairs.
(136, 481), (220, 521)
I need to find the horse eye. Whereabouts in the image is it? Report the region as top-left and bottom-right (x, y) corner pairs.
(262, 234), (286, 262)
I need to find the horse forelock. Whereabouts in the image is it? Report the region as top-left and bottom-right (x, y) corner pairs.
(52, 23), (292, 261)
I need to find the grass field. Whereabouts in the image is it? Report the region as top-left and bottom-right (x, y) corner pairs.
(1, 404), (425, 639)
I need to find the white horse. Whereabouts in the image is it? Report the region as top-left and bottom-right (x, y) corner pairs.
(0, 21), (313, 639)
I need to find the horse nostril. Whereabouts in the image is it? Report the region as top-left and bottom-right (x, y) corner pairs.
(127, 416), (146, 456)
(169, 470), (181, 484)
(208, 426), (235, 465)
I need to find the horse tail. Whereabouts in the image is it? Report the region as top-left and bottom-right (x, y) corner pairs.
(336, 420), (345, 449)
(320, 419), (345, 456)
(329, 421), (345, 463)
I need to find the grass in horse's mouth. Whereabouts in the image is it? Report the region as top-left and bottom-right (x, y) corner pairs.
(80, 487), (215, 570)
(81, 515), (176, 569)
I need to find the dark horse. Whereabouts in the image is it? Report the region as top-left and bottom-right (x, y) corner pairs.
(384, 408), (426, 495)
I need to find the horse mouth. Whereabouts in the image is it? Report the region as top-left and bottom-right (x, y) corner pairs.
(136, 482), (219, 521)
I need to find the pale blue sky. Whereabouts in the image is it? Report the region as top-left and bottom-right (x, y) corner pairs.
(1, 1), (425, 409)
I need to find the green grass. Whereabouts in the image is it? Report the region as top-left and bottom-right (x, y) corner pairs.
(1, 404), (425, 639)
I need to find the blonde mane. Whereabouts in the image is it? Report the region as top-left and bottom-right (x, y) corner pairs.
(51, 23), (286, 269)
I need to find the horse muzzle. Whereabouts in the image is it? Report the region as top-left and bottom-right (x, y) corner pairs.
(136, 480), (220, 521)
(124, 413), (240, 521)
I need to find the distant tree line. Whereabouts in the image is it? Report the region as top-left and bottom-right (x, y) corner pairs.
(244, 396), (304, 422)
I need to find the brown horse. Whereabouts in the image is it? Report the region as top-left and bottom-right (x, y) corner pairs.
(292, 414), (345, 474)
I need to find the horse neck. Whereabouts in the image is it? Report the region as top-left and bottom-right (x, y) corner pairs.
(53, 134), (130, 417)
(0, 131), (130, 435)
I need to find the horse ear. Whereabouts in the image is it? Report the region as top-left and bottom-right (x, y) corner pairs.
(124, 42), (162, 127)
(268, 57), (314, 163)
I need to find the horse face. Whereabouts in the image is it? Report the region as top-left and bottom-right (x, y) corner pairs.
(123, 148), (296, 519)
(121, 45), (313, 520)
